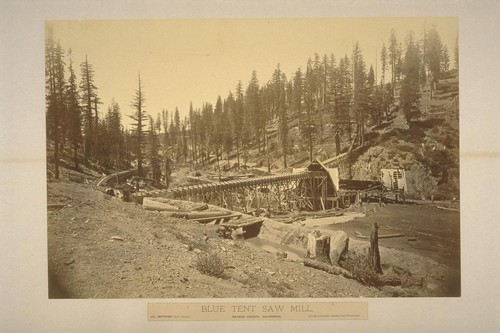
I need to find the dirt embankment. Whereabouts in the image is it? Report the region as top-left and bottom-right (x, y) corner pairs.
(47, 180), (383, 299)
(48, 178), (459, 299)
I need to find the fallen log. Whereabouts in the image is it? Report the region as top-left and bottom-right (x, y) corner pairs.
(378, 233), (406, 239)
(194, 213), (242, 224)
(143, 197), (209, 212)
(171, 210), (232, 220)
(437, 206), (460, 212)
(355, 230), (405, 239)
(303, 258), (353, 279)
(220, 218), (264, 229)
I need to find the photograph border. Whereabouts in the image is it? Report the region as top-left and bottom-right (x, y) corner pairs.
(1, 0), (499, 332)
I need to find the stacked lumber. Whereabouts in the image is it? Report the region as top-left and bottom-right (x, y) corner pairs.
(142, 197), (209, 212)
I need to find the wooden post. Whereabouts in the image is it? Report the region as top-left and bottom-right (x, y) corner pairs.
(255, 187), (260, 213)
(369, 222), (383, 274)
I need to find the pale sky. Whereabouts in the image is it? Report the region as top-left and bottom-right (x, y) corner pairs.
(49, 17), (457, 125)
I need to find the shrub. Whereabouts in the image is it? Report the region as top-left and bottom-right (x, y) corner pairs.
(339, 250), (381, 287)
(196, 252), (226, 278)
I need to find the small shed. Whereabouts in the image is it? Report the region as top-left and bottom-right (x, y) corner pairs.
(297, 159), (340, 211)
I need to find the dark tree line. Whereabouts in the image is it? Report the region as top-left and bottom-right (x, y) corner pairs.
(46, 29), (135, 179)
(46, 25), (452, 183)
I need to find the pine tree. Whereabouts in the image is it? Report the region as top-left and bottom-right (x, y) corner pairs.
(388, 29), (398, 90)
(303, 62), (316, 161)
(232, 81), (245, 168)
(380, 43), (389, 119)
(65, 49), (82, 170)
(54, 42), (67, 154)
(188, 104), (198, 165)
(223, 93), (235, 166)
(367, 65), (375, 87)
(181, 119), (189, 164)
(352, 42), (369, 146)
(161, 108), (171, 179)
(79, 55), (98, 160)
(208, 96), (223, 175)
(271, 64), (288, 168)
(292, 67), (303, 133)
(441, 45), (450, 72)
(200, 103), (213, 164)
(148, 116), (161, 183)
(168, 113), (176, 161)
(380, 43), (388, 87)
(45, 29), (66, 179)
(213, 96), (224, 167)
(401, 33), (421, 124)
(425, 26), (442, 78)
(245, 71), (262, 151)
(93, 94), (103, 161)
(128, 73), (147, 176)
(94, 119), (108, 166)
(395, 42), (403, 84)
(105, 99), (123, 168)
(174, 107), (181, 160)
(327, 53), (338, 117)
(259, 85), (274, 172)
(333, 55), (352, 155)
(161, 108), (169, 148)
(155, 113), (162, 133)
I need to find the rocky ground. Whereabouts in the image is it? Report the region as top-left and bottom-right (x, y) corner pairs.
(47, 179), (460, 299)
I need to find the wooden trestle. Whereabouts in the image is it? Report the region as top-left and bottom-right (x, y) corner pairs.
(169, 171), (311, 213)
(165, 159), (384, 214)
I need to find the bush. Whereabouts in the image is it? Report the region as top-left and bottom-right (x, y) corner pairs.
(339, 250), (381, 287)
(196, 252), (226, 278)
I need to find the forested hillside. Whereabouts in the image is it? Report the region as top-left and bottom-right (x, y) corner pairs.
(46, 25), (459, 200)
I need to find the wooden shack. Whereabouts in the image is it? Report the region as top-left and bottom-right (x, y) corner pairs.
(296, 159), (340, 211)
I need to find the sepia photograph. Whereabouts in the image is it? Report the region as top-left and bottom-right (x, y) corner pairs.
(2, 0), (499, 331)
(46, 17), (460, 299)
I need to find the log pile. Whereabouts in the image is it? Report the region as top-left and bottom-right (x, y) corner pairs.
(143, 197), (209, 212)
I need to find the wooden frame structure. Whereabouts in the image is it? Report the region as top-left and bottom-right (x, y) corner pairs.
(168, 159), (345, 213)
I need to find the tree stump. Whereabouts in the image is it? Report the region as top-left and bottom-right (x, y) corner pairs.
(307, 232), (331, 263)
(369, 222), (383, 274)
